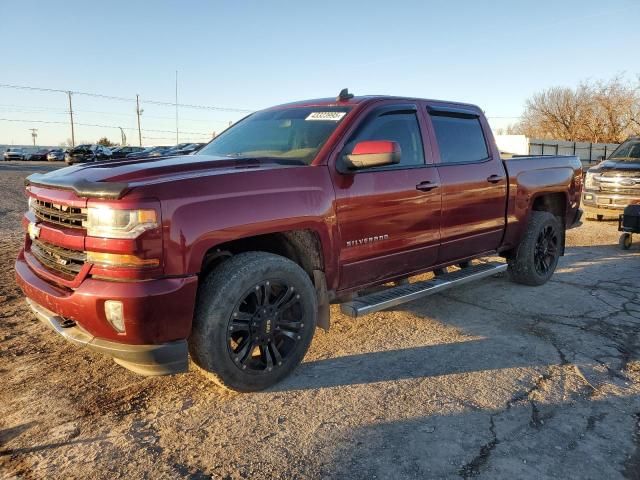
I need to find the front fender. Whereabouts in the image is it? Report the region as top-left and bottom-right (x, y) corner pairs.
(161, 165), (339, 284)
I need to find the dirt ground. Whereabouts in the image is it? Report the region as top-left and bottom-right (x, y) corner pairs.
(1, 161), (639, 479)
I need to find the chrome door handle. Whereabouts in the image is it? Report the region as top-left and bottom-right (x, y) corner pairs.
(487, 175), (504, 184)
(416, 181), (440, 192)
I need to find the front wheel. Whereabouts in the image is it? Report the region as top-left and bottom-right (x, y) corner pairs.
(507, 211), (563, 286)
(190, 252), (317, 392)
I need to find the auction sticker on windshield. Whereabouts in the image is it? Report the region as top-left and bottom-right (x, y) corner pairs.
(305, 112), (346, 121)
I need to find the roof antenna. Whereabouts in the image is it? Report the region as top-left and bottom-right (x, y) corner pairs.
(337, 88), (354, 101)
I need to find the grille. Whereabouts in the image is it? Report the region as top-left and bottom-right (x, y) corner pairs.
(30, 239), (86, 279)
(599, 186), (640, 195)
(33, 199), (87, 229)
(601, 170), (639, 178)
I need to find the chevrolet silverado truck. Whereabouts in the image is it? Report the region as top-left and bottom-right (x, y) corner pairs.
(583, 136), (640, 220)
(15, 91), (583, 391)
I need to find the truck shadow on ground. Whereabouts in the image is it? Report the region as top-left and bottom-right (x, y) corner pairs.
(274, 337), (556, 392)
(318, 395), (640, 479)
(275, 245), (639, 393)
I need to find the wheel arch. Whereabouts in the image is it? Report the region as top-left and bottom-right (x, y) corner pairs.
(198, 229), (331, 330)
(531, 191), (568, 221)
(199, 229), (323, 277)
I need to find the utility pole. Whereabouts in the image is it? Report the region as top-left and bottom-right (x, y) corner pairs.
(118, 127), (127, 146)
(175, 70), (179, 144)
(67, 91), (75, 147)
(29, 128), (38, 146)
(135, 94), (143, 147)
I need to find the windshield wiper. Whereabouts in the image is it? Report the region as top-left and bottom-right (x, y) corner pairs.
(227, 156), (307, 166)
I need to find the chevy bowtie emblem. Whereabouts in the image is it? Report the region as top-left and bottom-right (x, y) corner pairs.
(28, 222), (41, 241)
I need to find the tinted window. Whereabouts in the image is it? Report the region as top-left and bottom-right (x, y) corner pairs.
(430, 114), (488, 164)
(609, 140), (640, 160)
(347, 111), (424, 167)
(198, 107), (351, 165)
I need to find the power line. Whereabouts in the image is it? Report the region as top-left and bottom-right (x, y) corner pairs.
(0, 82), (255, 113)
(0, 105), (235, 124)
(0, 117), (213, 135)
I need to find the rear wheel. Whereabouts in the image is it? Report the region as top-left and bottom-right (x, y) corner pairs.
(190, 252), (317, 392)
(507, 211), (562, 286)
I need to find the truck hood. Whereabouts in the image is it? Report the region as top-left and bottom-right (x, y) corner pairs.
(590, 159), (640, 172)
(26, 154), (301, 199)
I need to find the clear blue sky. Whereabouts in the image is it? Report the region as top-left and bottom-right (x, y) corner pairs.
(1, 0), (639, 146)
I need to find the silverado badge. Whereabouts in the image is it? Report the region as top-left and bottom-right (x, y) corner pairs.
(27, 222), (41, 241)
(346, 234), (389, 247)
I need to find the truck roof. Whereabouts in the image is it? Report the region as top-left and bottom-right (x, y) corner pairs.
(270, 95), (482, 112)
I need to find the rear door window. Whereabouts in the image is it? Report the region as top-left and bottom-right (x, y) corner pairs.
(430, 113), (489, 164)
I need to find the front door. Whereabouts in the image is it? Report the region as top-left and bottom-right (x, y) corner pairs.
(332, 104), (442, 290)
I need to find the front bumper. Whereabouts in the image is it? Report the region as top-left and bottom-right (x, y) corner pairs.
(583, 190), (639, 218)
(15, 249), (198, 375)
(26, 298), (188, 375)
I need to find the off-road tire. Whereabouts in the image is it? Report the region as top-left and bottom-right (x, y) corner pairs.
(507, 211), (563, 286)
(189, 252), (317, 392)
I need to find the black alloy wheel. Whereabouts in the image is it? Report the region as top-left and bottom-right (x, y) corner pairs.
(507, 211), (563, 286)
(533, 225), (559, 275)
(228, 280), (306, 374)
(190, 252), (317, 391)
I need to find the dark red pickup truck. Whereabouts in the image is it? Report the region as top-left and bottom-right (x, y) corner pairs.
(16, 91), (583, 391)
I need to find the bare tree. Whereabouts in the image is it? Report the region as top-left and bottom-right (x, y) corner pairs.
(516, 77), (640, 143)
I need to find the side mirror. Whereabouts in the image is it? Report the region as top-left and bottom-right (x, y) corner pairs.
(343, 140), (401, 170)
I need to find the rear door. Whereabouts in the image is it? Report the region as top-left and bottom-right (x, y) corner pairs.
(426, 104), (507, 263)
(332, 102), (442, 290)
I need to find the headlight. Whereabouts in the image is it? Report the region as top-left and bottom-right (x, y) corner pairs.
(584, 172), (599, 189)
(27, 196), (34, 213)
(85, 206), (158, 238)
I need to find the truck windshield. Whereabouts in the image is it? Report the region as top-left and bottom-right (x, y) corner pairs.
(609, 140), (640, 161)
(197, 106), (351, 165)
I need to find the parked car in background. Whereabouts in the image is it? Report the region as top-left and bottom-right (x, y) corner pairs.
(46, 149), (66, 162)
(174, 143), (206, 155)
(125, 146), (172, 159)
(65, 144), (112, 165)
(3, 148), (26, 161)
(583, 136), (640, 220)
(162, 143), (193, 156)
(109, 146), (146, 159)
(27, 149), (52, 161)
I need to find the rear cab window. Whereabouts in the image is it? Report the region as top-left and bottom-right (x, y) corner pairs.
(428, 108), (489, 164)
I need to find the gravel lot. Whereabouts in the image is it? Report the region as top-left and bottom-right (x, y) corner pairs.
(1, 161), (639, 479)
